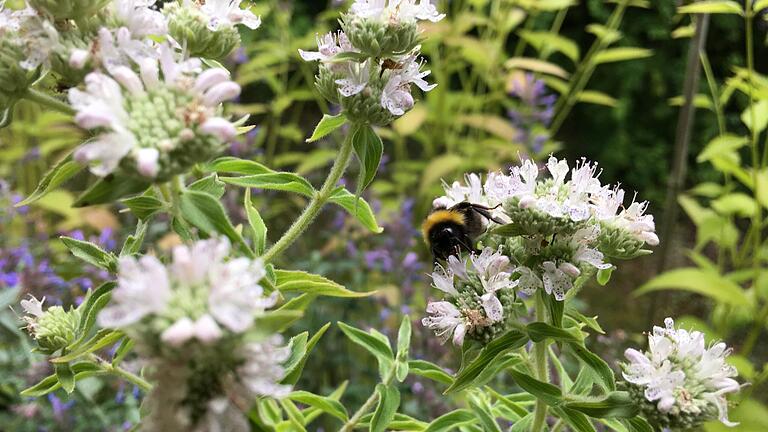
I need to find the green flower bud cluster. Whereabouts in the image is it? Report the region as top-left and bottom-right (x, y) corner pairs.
(596, 223), (649, 259)
(454, 288), (518, 345)
(29, 305), (81, 354)
(165, 2), (240, 60)
(28, 0), (110, 20)
(503, 197), (583, 237)
(121, 86), (225, 182)
(340, 14), (420, 58)
(0, 38), (35, 109)
(626, 383), (719, 430)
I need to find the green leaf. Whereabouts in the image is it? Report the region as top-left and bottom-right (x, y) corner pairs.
(17, 154), (82, 206)
(622, 417), (654, 432)
(510, 413), (534, 432)
(111, 337), (134, 366)
(73, 282), (115, 346)
(244, 189), (268, 255)
(251, 310), (304, 335)
(209, 157), (273, 175)
(120, 196), (164, 219)
(282, 323), (330, 385)
(635, 267), (751, 307)
(596, 267), (614, 286)
(352, 124), (384, 198)
(424, 409), (477, 432)
(279, 399), (307, 431)
(408, 360), (454, 385)
(74, 176), (150, 207)
(220, 173), (315, 197)
(468, 393), (503, 432)
(565, 392), (639, 418)
(711, 193), (758, 217)
(552, 407), (596, 432)
(120, 219), (148, 256)
(569, 343), (616, 391)
(593, 48), (653, 64)
(328, 187), (383, 233)
(756, 0), (768, 11)
(21, 363), (102, 397)
(546, 293), (564, 328)
(55, 363), (76, 394)
(189, 174), (226, 198)
(370, 384), (400, 432)
(741, 100), (768, 134)
(696, 134), (748, 163)
(509, 369), (563, 406)
(445, 330), (528, 394)
(274, 270), (374, 297)
(526, 322), (582, 343)
(51, 329), (125, 363)
(395, 316), (412, 382)
(338, 322), (394, 378)
(577, 91), (617, 107)
(178, 190), (254, 258)
(287, 391), (349, 422)
(60, 237), (117, 273)
(518, 30), (580, 62)
(307, 113), (348, 142)
(678, 0), (743, 14)
(490, 224), (527, 237)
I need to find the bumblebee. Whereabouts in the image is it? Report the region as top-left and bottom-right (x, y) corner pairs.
(422, 202), (505, 261)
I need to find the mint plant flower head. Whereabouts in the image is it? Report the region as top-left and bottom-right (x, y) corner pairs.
(20, 296), (81, 355)
(429, 156), (658, 303)
(0, 4), (39, 107)
(68, 45), (241, 181)
(165, 0), (261, 60)
(97, 237), (290, 430)
(422, 247), (520, 346)
(27, 0), (110, 20)
(622, 318), (741, 430)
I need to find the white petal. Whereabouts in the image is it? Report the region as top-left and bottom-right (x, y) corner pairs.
(203, 81), (241, 106)
(201, 117), (237, 141)
(480, 293), (503, 323)
(136, 147), (160, 178)
(161, 317), (196, 347)
(194, 68), (231, 93)
(194, 314), (224, 344)
(111, 66), (145, 94)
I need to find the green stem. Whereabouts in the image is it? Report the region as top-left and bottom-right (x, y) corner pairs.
(24, 89), (75, 115)
(744, 1), (761, 277)
(741, 302), (768, 356)
(339, 367), (396, 432)
(91, 354), (152, 392)
(262, 128), (356, 263)
(531, 293), (550, 432)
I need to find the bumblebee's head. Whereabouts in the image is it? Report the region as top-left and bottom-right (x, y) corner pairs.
(422, 209), (472, 261)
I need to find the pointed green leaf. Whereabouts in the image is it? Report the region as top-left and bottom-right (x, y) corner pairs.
(370, 384), (400, 432)
(55, 363), (76, 394)
(120, 196), (164, 219)
(179, 189), (254, 258)
(275, 270), (375, 297)
(17, 154), (82, 206)
(287, 391), (349, 422)
(351, 124), (384, 197)
(282, 323), (331, 385)
(245, 189), (268, 255)
(60, 237), (118, 273)
(445, 330), (528, 394)
(307, 113), (348, 142)
(74, 176), (150, 207)
(328, 187), (383, 233)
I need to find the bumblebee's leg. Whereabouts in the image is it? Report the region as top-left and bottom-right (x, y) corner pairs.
(470, 206), (506, 225)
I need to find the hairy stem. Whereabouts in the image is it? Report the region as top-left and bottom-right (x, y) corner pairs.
(24, 89), (76, 115)
(339, 367), (396, 432)
(90, 354), (152, 392)
(531, 293), (550, 432)
(262, 128), (355, 263)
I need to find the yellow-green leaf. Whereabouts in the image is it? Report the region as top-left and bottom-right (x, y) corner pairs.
(635, 268), (751, 307)
(678, 0), (743, 14)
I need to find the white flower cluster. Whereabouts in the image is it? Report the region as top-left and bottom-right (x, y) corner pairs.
(98, 237), (290, 430)
(434, 156), (659, 247)
(428, 156), (659, 302)
(299, 0), (442, 123)
(69, 44), (240, 178)
(350, 0), (445, 23)
(422, 248), (517, 346)
(623, 318), (740, 428)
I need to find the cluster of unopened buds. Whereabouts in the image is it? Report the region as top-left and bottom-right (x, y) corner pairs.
(299, 0), (443, 126)
(0, 0), (260, 180)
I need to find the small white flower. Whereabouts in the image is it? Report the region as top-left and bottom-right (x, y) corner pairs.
(99, 255), (172, 328)
(541, 261), (572, 301)
(199, 0), (261, 31)
(623, 318), (740, 427)
(513, 266), (543, 296)
(430, 263), (457, 296)
(111, 0), (168, 37)
(422, 301), (466, 346)
(299, 31), (356, 64)
(350, 0), (445, 24)
(237, 335), (292, 398)
(381, 56), (436, 115)
(335, 59), (371, 97)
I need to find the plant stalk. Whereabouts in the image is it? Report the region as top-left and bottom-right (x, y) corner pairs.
(531, 293), (550, 432)
(647, 13), (710, 327)
(339, 367), (396, 432)
(262, 128), (355, 263)
(91, 354), (152, 392)
(24, 89), (76, 115)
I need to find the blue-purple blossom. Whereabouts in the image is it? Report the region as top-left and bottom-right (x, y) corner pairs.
(508, 73), (556, 154)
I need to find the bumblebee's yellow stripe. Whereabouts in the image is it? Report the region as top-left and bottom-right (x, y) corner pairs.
(421, 210), (465, 243)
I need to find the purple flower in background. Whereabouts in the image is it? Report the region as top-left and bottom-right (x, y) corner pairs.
(232, 47), (248, 65)
(47, 393), (74, 419)
(508, 72), (556, 154)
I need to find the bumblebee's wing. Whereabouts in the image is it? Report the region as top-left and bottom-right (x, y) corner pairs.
(469, 206), (506, 225)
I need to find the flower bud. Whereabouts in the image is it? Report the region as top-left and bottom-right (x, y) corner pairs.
(338, 73), (395, 126)
(165, 2), (241, 60)
(21, 296), (80, 354)
(28, 0), (110, 20)
(0, 38), (35, 109)
(340, 14), (420, 58)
